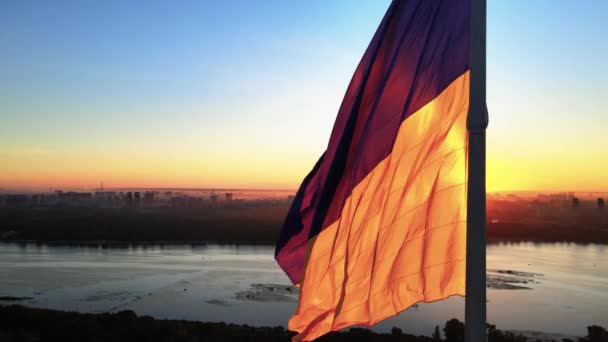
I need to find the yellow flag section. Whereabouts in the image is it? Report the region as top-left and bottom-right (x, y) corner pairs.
(290, 71), (470, 341)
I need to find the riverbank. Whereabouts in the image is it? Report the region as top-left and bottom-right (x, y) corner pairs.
(1, 243), (607, 341)
(0, 206), (287, 244)
(0, 305), (540, 342)
(2, 305), (606, 342)
(2, 206), (608, 245)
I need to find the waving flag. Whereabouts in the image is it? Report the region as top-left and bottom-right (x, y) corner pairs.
(276, 0), (472, 340)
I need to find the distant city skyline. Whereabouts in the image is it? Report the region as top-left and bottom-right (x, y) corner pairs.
(2, 1), (607, 192)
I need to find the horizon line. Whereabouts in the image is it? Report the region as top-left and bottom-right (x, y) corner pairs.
(3, 186), (608, 195)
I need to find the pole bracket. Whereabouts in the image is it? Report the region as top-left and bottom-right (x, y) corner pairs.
(467, 103), (489, 134)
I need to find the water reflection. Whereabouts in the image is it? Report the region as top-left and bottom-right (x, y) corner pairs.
(0, 242), (606, 337)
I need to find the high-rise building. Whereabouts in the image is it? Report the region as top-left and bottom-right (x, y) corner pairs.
(210, 193), (219, 207)
(143, 191), (155, 207)
(126, 192), (133, 208)
(134, 192), (141, 208)
(572, 197), (580, 208)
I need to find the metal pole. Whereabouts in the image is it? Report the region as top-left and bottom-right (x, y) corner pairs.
(465, 0), (488, 341)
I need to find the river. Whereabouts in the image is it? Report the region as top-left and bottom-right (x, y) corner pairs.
(0, 242), (606, 339)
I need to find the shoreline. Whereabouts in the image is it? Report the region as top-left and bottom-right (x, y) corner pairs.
(0, 206), (288, 245)
(0, 239), (277, 247)
(3, 205), (608, 245)
(2, 304), (599, 342)
(2, 238), (607, 247)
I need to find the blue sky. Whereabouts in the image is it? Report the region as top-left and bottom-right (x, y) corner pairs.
(1, 1), (607, 191)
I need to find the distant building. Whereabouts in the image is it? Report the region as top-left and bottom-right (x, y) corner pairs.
(134, 192), (141, 208)
(188, 196), (203, 208)
(94, 191), (114, 198)
(210, 193), (219, 207)
(225, 192), (233, 201)
(143, 191), (155, 207)
(572, 197), (580, 208)
(144, 191), (155, 201)
(126, 192), (133, 208)
(55, 191), (93, 207)
(31, 194), (44, 204)
(61, 192), (92, 200)
(5, 194), (29, 207)
(171, 196), (187, 208)
(536, 204), (543, 217)
(598, 198), (605, 210)
(171, 195), (202, 209)
(94, 191), (116, 206)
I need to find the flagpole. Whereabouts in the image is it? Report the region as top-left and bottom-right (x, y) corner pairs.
(465, 0), (488, 341)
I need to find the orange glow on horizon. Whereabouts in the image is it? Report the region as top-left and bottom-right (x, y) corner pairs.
(2, 152), (607, 193)
(2, 132), (607, 193)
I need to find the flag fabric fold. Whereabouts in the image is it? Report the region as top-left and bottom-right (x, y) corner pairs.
(275, 1), (471, 340)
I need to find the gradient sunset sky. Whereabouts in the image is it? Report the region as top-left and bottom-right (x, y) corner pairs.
(1, 1), (607, 192)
